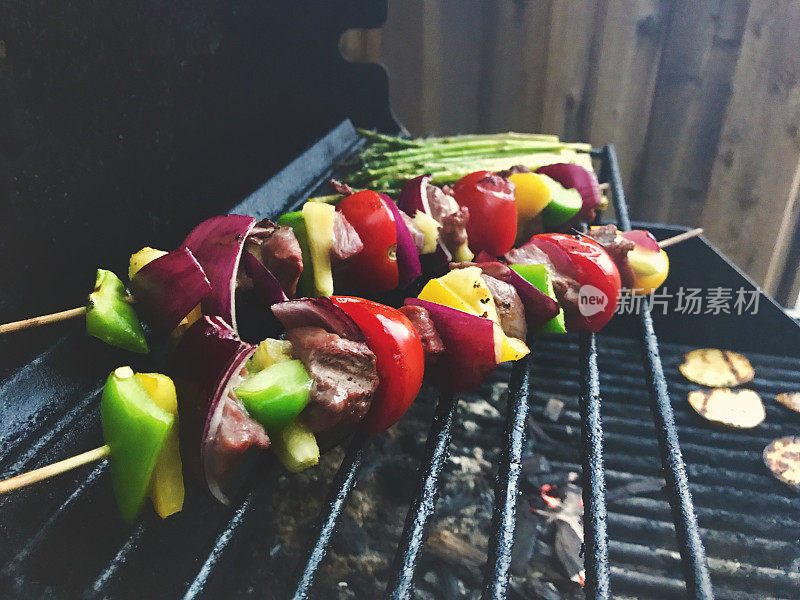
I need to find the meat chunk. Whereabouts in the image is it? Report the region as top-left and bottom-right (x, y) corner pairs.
(329, 178), (355, 196)
(450, 260), (515, 282)
(287, 327), (379, 432)
(497, 164), (531, 177)
(331, 211), (364, 261)
(207, 394), (270, 494)
(481, 274), (527, 339)
(399, 305), (445, 365)
(247, 219), (303, 297)
(584, 225), (635, 288)
(425, 183), (470, 258)
(440, 206), (470, 255)
(399, 210), (427, 254)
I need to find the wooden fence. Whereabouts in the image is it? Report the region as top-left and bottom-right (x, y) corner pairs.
(342, 0), (800, 306)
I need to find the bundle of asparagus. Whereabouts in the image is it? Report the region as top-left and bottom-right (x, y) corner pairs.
(342, 130), (595, 194)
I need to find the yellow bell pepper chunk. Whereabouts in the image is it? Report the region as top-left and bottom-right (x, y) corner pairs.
(302, 202), (336, 297)
(411, 211), (441, 255)
(418, 278), (477, 316)
(509, 172), (552, 222)
(437, 267), (499, 323)
(630, 248), (669, 295)
(248, 338), (293, 373)
(128, 247), (168, 280)
(497, 329), (530, 363)
(136, 373), (184, 518)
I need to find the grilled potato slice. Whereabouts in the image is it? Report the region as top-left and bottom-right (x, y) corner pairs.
(687, 388), (765, 429)
(775, 393), (800, 414)
(764, 436), (800, 488)
(679, 349), (754, 387)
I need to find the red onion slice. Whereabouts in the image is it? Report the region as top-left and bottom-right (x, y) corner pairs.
(397, 174), (433, 216)
(241, 251), (289, 307)
(182, 214), (257, 331)
(271, 297), (365, 342)
(171, 316), (266, 504)
(536, 163), (601, 222)
(621, 229), (661, 253)
(130, 247), (212, 332)
(381, 194), (422, 288)
(404, 298), (496, 392)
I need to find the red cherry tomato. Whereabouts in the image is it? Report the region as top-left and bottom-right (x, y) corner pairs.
(329, 296), (424, 433)
(453, 171), (517, 256)
(527, 233), (621, 332)
(336, 190), (399, 293)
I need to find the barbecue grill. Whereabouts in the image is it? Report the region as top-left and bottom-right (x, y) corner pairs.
(3, 3), (800, 599)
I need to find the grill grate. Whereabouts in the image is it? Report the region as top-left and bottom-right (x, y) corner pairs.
(3, 127), (799, 599)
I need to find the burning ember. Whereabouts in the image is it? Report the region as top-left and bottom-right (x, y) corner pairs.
(530, 476), (586, 587)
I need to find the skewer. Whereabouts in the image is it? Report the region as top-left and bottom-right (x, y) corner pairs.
(0, 445), (110, 494)
(659, 228), (703, 249)
(0, 306), (87, 335)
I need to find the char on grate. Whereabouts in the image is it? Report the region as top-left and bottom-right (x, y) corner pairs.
(2, 121), (800, 600)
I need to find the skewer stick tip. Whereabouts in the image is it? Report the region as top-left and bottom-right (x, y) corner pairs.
(659, 228), (704, 249)
(0, 444), (110, 495)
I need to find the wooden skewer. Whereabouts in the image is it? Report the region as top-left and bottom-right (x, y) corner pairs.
(659, 227), (703, 249)
(0, 444), (110, 495)
(0, 306), (87, 335)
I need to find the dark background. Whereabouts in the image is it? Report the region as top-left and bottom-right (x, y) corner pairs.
(0, 0), (396, 376)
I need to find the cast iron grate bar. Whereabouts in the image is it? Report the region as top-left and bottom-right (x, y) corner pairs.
(481, 353), (535, 599)
(384, 391), (458, 600)
(291, 433), (369, 600)
(600, 144), (714, 599)
(578, 330), (611, 599)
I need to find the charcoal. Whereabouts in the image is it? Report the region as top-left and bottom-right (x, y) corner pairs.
(543, 398), (565, 422)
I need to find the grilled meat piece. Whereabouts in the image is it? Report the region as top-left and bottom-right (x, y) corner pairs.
(399, 304), (445, 365)
(426, 183), (470, 257)
(207, 393), (270, 493)
(481, 274), (527, 339)
(331, 211), (364, 261)
(584, 225), (635, 288)
(497, 164), (531, 177)
(287, 327), (379, 432)
(329, 178), (355, 196)
(449, 261), (527, 339)
(247, 219), (303, 297)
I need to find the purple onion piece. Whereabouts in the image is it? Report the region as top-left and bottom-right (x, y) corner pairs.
(130, 247), (212, 332)
(271, 297), (365, 342)
(397, 174), (432, 216)
(404, 298), (496, 392)
(171, 316), (265, 503)
(182, 214), (257, 332)
(241, 251), (289, 306)
(536, 163), (601, 222)
(473, 254), (560, 330)
(621, 229), (661, 253)
(380, 194), (422, 288)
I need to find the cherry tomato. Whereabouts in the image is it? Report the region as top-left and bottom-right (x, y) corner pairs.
(336, 190), (399, 293)
(329, 297), (424, 433)
(453, 171), (517, 256)
(527, 233), (621, 332)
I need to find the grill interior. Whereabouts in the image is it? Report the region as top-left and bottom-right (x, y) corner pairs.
(1, 120), (800, 600)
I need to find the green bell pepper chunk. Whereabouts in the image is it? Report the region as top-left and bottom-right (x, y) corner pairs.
(277, 211), (315, 297)
(235, 359), (312, 432)
(101, 366), (174, 522)
(86, 269), (149, 353)
(271, 418), (320, 472)
(510, 264), (567, 334)
(538, 175), (582, 228)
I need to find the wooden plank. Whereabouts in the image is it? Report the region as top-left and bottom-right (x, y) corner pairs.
(585, 0), (673, 189)
(632, 0), (750, 223)
(539, 1), (604, 141)
(476, 1), (553, 133)
(701, 0), (800, 291)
